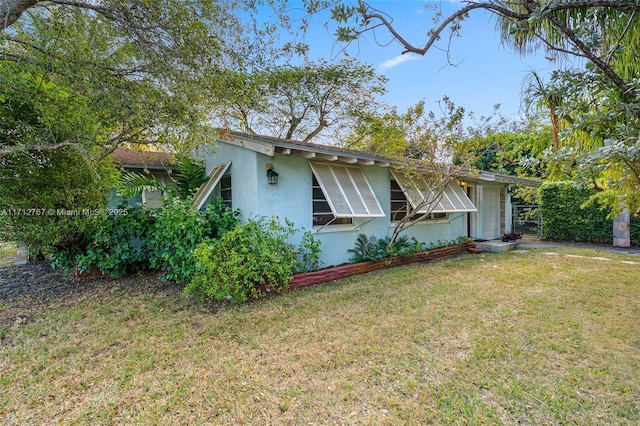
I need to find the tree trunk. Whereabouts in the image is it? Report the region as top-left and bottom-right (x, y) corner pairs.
(1, 0), (40, 30)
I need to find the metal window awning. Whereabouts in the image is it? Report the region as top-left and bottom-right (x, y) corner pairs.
(391, 169), (477, 213)
(310, 162), (385, 218)
(192, 161), (231, 210)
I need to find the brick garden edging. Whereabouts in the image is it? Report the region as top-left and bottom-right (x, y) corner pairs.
(289, 243), (473, 289)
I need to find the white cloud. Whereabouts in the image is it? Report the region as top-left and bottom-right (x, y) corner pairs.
(378, 54), (420, 72)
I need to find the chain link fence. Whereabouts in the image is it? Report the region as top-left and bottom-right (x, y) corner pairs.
(512, 204), (542, 237)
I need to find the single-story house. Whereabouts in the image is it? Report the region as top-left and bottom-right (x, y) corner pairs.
(194, 130), (540, 267)
(111, 148), (177, 208)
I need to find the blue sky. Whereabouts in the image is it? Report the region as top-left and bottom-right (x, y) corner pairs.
(290, 0), (557, 122)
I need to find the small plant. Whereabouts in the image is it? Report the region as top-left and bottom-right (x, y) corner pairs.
(347, 234), (386, 263)
(295, 230), (322, 273)
(385, 235), (427, 257)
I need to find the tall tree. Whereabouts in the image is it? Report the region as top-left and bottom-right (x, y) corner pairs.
(217, 58), (388, 143)
(0, 0), (286, 158)
(322, 0), (640, 98)
(311, 0), (640, 212)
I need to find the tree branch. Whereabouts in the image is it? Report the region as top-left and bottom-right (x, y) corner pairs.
(1, 0), (40, 30)
(0, 140), (79, 156)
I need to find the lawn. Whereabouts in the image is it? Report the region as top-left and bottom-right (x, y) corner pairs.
(1, 248), (639, 424)
(0, 241), (16, 267)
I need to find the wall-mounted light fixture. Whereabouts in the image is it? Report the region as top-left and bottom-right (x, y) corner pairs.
(266, 164), (279, 185)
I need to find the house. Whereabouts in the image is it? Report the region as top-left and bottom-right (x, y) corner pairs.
(111, 148), (177, 208)
(194, 130), (540, 267)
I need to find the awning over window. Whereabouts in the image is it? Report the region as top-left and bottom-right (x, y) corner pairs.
(310, 162), (385, 218)
(193, 161), (231, 210)
(390, 169), (477, 213)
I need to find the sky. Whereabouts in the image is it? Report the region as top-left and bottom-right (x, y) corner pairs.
(287, 0), (558, 123)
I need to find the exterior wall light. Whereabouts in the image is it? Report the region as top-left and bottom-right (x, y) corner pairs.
(267, 165), (279, 184)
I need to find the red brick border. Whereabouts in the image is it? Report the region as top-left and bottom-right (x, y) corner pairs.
(289, 243), (472, 289)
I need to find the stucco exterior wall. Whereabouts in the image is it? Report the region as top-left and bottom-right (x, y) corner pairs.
(207, 142), (511, 266)
(206, 141), (482, 267)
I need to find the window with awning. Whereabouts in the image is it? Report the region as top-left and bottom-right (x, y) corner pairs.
(390, 169), (476, 214)
(310, 162), (385, 221)
(193, 161), (231, 210)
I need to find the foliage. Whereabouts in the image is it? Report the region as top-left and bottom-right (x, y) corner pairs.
(347, 234), (386, 263)
(49, 197), (239, 279)
(632, 217), (640, 247)
(348, 97), (500, 249)
(346, 233), (471, 263)
(0, 0), (287, 158)
(469, 125), (551, 179)
(295, 230), (323, 273)
(0, 148), (119, 256)
(186, 217), (305, 302)
(524, 69), (640, 214)
(538, 181), (613, 243)
(151, 198), (240, 283)
(64, 206), (155, 277)
(217, 58), (388, 143)
(118, 156), (207, 200)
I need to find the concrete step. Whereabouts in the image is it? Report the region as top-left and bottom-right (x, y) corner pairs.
(475, 240), (520, 253)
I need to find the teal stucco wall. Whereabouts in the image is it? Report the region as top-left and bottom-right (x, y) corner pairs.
(206, 141), (479, 267)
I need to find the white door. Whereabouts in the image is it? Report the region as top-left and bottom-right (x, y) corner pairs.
(482, 187), (501, 239)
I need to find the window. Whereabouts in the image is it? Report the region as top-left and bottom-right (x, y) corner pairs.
(193, 161), (231, 210)
(391, 179), (449, 222)
(390, 178), (409, 221)
(313, 175), (352, 226)
(390, 170), (476, 221)
(142, 188), (163, 209)
(310, 162), (385, 227)
(219, 174), (232, 209)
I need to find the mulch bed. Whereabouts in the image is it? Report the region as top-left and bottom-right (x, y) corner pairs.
(0, 262), (185, 335)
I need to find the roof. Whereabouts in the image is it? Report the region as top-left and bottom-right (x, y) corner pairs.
(215, 129), (541, 187)
(111, 148), (176, 170)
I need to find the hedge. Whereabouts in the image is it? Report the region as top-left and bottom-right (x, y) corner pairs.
(538, 181), (621, 244)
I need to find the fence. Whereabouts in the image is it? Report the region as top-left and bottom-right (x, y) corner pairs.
(512, 204), (541, 237)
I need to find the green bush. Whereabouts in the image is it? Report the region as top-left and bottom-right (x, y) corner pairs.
(150, 197), (239, 283)
(51, 198), (239, 280)
(295, 230), (323, 273)
(347, 234), (385, 263)
(68, 206), (154, 277)
(0, 149), (119, 257)
(538, 181), (612, 243)
(186, 217), (313, 302)
(631, 216), (640, 246)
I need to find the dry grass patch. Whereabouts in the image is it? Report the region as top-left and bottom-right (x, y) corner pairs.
(1, 248), (639, 424)
(0, 242), (16, 267)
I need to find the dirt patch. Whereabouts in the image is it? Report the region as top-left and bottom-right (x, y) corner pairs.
(0, 262), (185, 334)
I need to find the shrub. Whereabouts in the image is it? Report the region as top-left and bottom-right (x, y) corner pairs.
(538, 182), (612, 243)
(69, 206), (155, 277)
(186, 217), (307, 302)
(631, 216), (640, 246)
(347, 234), (386, 263)
(295, 230), (322, 273)
(150, 197), (239, 283)
(0, 149), (119, 257)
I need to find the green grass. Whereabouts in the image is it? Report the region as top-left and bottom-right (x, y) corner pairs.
(1, 248), (639, 424)
(0, 241), (16, 267)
